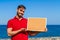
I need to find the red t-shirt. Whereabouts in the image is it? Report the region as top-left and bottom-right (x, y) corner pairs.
(7, 17), (28, 40)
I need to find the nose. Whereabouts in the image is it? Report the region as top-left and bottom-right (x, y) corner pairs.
(18, 10), (23, 14)
(20, 11), (24, 15)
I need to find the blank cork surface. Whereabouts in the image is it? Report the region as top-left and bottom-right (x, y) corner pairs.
(27, 18), (47, 31)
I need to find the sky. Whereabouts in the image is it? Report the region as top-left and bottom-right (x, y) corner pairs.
(0, 0), (60, 25)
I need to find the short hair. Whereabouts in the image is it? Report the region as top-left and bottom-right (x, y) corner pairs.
(17, 5), (26, 9)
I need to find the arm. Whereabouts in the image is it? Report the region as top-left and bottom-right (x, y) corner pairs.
(28, 31), (40, 36)
(7, 28), (26, 36)
(28, 28), (47, 36)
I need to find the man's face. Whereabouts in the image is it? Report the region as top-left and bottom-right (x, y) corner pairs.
(17, 8), (25, 17)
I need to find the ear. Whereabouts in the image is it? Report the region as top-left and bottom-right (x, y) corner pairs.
(16, 9), (18, 12)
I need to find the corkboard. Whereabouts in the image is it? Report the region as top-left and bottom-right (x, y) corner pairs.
(27, 18), (47, 32)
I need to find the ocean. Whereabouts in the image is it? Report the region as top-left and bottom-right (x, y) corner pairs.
(0, 25), (60, 38)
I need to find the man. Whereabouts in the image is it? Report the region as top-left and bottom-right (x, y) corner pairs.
(7, 5), (38, 40)
(7, 5), (47, 40)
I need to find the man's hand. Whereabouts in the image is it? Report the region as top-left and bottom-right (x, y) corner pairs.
(20, 28), (27, 32)
(28, 31), (40, 36)
(44, 28), (47, 32)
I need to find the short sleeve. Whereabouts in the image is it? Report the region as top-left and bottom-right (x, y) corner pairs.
(7, 20), (13, 28)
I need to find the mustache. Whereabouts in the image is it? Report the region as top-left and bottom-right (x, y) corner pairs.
(20, 13), (24, 15)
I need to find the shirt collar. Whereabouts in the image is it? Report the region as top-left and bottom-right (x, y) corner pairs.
(14, 16), (24, 20)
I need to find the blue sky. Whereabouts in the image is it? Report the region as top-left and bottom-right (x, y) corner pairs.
(0, 0), (60, 25)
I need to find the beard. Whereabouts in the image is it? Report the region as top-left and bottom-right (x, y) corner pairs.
(17, 12), (24, 18)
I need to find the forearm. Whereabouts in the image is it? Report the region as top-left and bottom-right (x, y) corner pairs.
(8, 29), (21, 36)
(7, 28), (26, 36)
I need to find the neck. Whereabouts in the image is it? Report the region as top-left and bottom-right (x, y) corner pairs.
(16, 15), (23, 20)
